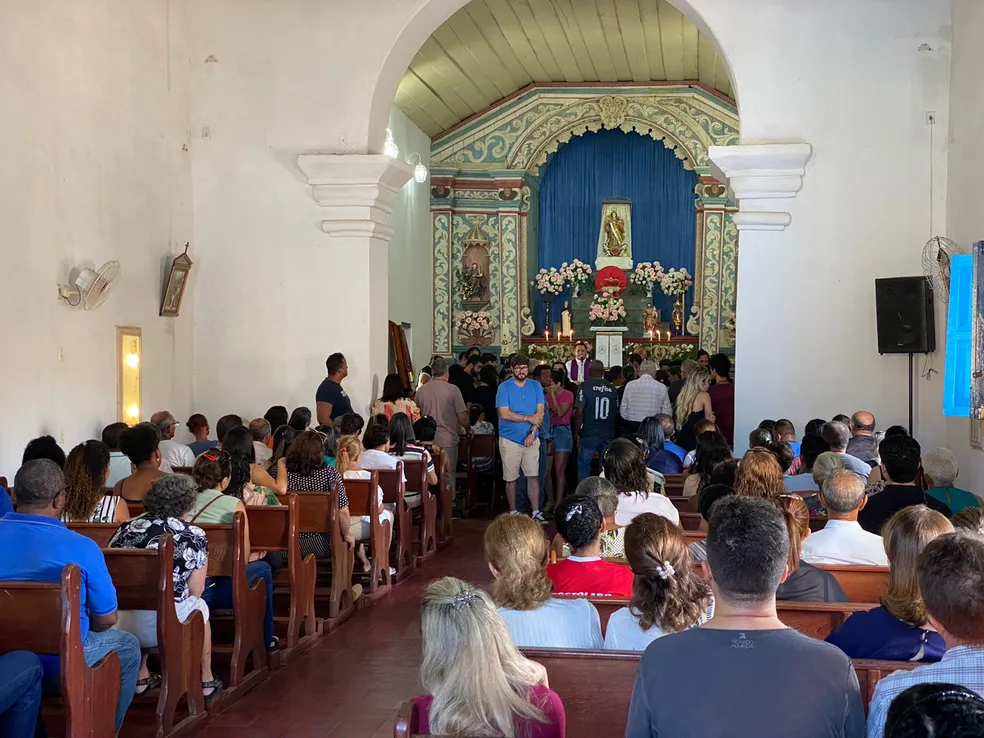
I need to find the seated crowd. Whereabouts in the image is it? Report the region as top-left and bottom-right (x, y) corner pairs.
(3, 345), (984, 737)
(0, 384), (450, 736)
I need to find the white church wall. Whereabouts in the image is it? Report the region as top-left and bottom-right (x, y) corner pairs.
(945, 0), (984, 494)
(181, 0), (952, 448)
(0, 0), (194, 476)
(387, 108), (434, 375)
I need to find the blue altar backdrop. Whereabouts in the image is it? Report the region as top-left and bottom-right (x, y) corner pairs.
(536, 129), (698, 333)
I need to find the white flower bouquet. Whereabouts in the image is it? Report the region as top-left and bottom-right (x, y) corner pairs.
(630, 261), (665, 292)
(588, 294), (627, 325)
(559, 259), (593, 295)
(532, 267), (565, 297)
(657, 267), (693, 297)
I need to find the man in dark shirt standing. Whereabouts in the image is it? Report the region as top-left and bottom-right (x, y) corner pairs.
(859, 434), (951, 534)
(707, 353), (735, 446)
(574, 360), (618, 481)
(625, 496), (865, 738)
(316, 353), (353, 426)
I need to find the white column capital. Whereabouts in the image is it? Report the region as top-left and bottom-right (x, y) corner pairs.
(707, 143), (813, 231)
(296, 154), (414, 240)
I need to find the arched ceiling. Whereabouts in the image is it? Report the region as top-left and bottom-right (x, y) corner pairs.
(396, 0), (734, 138)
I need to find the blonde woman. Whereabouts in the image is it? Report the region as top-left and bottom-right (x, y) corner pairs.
(604, 513), (713, 651)
(674, 368), (714, 452)
(335, 434), (394, 573)
(485, 513), (602, 649)
(411, 577), (565, 737)
(826, 505), (953, 662)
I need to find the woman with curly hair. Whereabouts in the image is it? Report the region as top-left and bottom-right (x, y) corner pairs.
(484, 513), (602, 649)
(547, 495), (633, 597)
(602, 438), (679, 527)
(411, 577), (565, 737)
(109, 474), (221, 701)
(734, 449), (785, 499)
(826, 505), (953, 662)
(60, 440), (128, 523)
(604, 513), (713, 651)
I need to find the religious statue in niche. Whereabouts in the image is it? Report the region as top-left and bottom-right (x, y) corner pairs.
(561, 301), (573, 335)
(455, 223), (491, 305)
(595, 199), (633, 270)
(603, 209), (627, 258)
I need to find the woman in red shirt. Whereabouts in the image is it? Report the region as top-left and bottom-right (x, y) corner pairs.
(544, 369), (575, 506)
(547, 495), (634, 597)
(411, 577), (565, 737)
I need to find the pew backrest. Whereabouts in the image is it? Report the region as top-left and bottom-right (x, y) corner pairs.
(68, 522), (120, 549)
(378, 463), (408, 505)
(815, 565), (890, 603)
(198, 510), (247, 579)
(0, 564), (121, 736)
(344, 471), (382, 519)
(402, 459), (428, 495)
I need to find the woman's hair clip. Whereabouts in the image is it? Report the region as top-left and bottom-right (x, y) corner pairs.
(653, 560), (676, 580)
(450, 590), (479, 610)
(565, 503), (584, 522)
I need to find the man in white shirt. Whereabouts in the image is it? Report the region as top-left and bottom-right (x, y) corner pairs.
(801, 470), (888, 566)
(248, 418), (273, 466)
(151, 411), (196, 469)
(866, 531), (984, 737)
(566, 342), (590, 384)
(619, 361), (672, 432)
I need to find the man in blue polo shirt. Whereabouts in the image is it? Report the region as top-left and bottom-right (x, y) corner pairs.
(496, 353), (545, 518)
(0, 460), (140, 734)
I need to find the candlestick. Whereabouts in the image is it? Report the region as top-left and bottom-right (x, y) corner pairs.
(656, 330), (661, 342)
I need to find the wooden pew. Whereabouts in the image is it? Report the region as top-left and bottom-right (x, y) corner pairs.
(343, 472), (392, 603)
(245, 497), (321, 657)
(554, 595), (876, 641)
(678, 512), (702, 531)
(516, 648), (916, 735)
(67, 522), (120, 548)
(403, 458), (437, 562)
(106, 538), (208, 738)
(816, 564), (890, 603)
(0, 564), (121, 737)
(197, 511), (269, 700)
(430, 447), (454, 548)
(463, 433), (498, 516)
(276, 487), (358, 631)
(377, 465), (414, 580)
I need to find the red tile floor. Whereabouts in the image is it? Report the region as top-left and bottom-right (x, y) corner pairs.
(142, 520), (494, 738)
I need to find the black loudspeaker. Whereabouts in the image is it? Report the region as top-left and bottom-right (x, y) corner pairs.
(875, 277), (936, 354)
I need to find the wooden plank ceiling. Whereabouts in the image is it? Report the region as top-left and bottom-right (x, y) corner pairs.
(396, 0), (734, 137)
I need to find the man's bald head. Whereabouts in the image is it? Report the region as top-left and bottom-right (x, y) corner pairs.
(851, 411), (876, 435)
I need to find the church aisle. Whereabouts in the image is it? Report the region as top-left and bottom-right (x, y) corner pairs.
(179, 520), (491, 738)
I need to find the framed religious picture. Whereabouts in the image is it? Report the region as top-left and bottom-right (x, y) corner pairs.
(160, 243), (193, 317)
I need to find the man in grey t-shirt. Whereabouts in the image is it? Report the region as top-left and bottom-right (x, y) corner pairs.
(625, 496), (865, 738)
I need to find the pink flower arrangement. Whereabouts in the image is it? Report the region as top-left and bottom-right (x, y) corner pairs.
(630, 261), (665, 291)
(532, 267), (565, 297)
(588, 294), (627, 325)
(455, 310), (495, 335)
(657, 267), (693, 297)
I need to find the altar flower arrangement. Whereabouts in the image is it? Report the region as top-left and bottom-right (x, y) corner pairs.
(589, 294), (627, 325)
(630, 261), (664, 292)
(657, 267), (693, 296)
(532, 267), (565, 297)
(455, 310), (495, 346)
(559, 259), (593, 296)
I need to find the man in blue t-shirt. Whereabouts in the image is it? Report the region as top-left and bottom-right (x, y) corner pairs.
(574, 360), (619, 481)
(0, 460), (140, 734)
(496, 353), (545, 518)
(316, 352), (354, 426)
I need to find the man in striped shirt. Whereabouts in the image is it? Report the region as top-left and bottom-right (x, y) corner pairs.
(866, 530), (984, 738)
(618, 361), (671, 433)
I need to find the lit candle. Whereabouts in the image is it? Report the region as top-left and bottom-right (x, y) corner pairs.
(544, 329), (550, 342)
(656, 329), (661, 342)
(570, 329), (574, 342)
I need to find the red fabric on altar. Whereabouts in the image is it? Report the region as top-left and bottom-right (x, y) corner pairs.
(595, 266), (627, 295)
